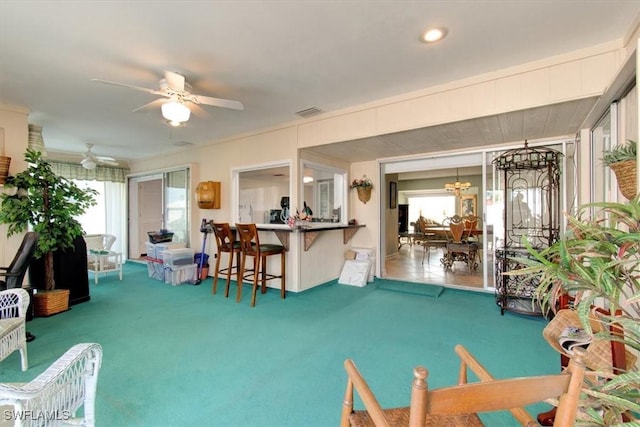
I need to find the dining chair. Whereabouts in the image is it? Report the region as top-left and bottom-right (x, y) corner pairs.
(442, 215), (479, 271)
(211, 222), (242, 297)
(235, 223), (286, 307)
(341, 344), (587, 427)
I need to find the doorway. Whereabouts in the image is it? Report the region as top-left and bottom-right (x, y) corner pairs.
(127, 168), (190, 259)
(381, 139), (574, 291)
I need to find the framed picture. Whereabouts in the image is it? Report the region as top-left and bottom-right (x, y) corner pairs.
(460, 194), (477, 217)
(389, 181), (397, 209)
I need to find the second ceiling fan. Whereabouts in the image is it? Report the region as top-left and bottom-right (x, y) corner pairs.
(92, 71), (244, 126)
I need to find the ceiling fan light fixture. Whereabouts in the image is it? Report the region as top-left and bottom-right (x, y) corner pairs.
(82, 159), (97, 170)
(161, 100), (190, 125)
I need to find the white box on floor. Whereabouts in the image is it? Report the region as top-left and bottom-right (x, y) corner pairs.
(338, 260), (371, 287)
(350, 247), (375, 282)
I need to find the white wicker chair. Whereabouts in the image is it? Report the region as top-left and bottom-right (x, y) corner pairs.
(0, 343), (102, 427)
(0, 288), (29, 371)
(85, 234), (122, 284)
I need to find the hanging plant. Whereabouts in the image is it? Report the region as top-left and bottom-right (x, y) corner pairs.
(351, 175), (373, 204)
(603, 140), (637, 200)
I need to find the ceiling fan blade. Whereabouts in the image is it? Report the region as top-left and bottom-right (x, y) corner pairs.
(92, 78), (163, 96)
(164, 71), (185, 92)
(189, 94), (244, 110)
(98, 159), (119, 166)
(96, 155), (117, 162)
(132, 98), (167, 113)
(189, 103), (209, 118)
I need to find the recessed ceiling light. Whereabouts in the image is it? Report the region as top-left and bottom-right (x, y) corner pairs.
(421, 27), (447, 43)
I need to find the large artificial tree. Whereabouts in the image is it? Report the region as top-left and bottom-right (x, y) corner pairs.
(0, 149), (97, 291)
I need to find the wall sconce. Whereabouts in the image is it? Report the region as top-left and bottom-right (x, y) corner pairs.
(196, 181), (221, 209)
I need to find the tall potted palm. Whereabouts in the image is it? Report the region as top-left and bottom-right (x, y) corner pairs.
(0, 149), (97, 315)
(509, 197), (640, 425)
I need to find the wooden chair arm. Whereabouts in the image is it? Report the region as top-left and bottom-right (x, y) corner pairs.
(343, 359), (389, 426)
(454, 344), (537, 426)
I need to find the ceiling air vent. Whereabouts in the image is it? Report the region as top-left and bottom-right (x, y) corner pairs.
(295, 107), (322, 118)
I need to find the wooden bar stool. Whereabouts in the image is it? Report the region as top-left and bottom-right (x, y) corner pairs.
(235, 223), (286, 307)
(211, 222), (242, 298)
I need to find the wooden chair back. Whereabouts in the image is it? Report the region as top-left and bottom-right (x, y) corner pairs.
(444, 215), (465, 243)
(341, 344), (586, 427)
(235, 223), (260, 257)
(212, 222), (237, 254)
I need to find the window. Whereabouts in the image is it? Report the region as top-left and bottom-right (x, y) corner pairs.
(407, 193), (456, 224)
(233, 162), (292, 224)
(75, 179), (127, 254)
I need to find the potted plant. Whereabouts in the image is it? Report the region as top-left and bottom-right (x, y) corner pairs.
(0, 149), (97, 315)
(510, 197), (640, 425)
(603, 139), (637, 200)
(351, 175), (373, 204)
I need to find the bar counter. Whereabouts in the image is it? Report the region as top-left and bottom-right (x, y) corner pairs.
(253, 223), (365, 251)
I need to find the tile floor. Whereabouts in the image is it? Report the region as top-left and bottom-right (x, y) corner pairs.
(385, 241), (487, 289)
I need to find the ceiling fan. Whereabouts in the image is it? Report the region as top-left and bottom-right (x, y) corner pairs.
(92, 71), (244, 126)
(81, 144), (118, 170)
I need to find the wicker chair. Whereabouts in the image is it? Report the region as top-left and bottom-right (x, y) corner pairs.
(85, 234), (122, 284)
(341, 344), (586, 427)
(0, 343), (103, 427)
(0, 288), (29, 371)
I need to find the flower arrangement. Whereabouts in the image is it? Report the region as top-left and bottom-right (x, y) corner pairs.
(350, 175), (373, 189)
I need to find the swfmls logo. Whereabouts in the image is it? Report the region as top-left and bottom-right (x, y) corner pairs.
(4, 409), (71, 422)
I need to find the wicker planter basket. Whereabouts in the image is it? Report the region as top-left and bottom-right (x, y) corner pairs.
(543, 309), (637, 373)
(609, 160), (637, 200)
(356, 186), (372, 204)
(0, 155), (10, 185)
(33, 289), (70, 317)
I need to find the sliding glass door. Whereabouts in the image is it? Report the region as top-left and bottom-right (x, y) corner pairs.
(384, 140), (574, 291)
(127, 167), (190, 259)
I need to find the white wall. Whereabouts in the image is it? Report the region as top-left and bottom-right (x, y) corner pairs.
(0, 104), (29, 267)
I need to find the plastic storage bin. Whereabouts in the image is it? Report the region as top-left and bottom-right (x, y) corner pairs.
(146, 257), (164, 280)
(145, 241), (186, 259)
(164, 263), (197, 286)
(162, 248), (195, 268)
(154, 242), (187, 259)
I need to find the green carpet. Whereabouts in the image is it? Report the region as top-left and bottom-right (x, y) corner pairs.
(0, 262), (557, 426)
(376, 279), (445, 297)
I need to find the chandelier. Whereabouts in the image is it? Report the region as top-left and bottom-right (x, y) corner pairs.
(444, 168), (471, 197)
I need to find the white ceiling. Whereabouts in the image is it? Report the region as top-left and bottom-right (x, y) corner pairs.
(1, 1), (639, 165)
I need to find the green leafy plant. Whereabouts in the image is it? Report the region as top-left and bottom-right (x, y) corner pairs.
(509, 197), (640, 425)
(603, 140), (637, 165)
(0, 149), (97, 291)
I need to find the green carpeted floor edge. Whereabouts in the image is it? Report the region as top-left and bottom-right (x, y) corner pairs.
(375, 279), (445, 297)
